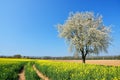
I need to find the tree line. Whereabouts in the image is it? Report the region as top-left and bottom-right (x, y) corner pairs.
(0, 54), (120, 60)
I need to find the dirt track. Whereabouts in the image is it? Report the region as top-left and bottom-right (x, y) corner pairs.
(18, 68), (25, 80)
(54, 60), (120, 66)
(33, 65), (49, 80)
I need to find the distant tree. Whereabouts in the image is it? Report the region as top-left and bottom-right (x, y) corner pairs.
(57, 12), (112, 63)
(13, 54), (22, 58)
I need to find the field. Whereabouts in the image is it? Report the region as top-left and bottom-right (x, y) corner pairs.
(54, 60), (120, 66)
(0, 58), (120, 80)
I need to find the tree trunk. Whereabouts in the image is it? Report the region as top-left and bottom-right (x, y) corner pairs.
(82, 55), (86, 63)
(81, 48), (88, 63)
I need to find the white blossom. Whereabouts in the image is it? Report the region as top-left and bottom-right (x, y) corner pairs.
(57, 12), (112, 63)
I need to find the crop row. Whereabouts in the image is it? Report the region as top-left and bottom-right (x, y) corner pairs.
(35, 60), (120, 80)
(0, 61), (26, 80)
(0, 59), (42, 80)
(24, 61), (41, 80)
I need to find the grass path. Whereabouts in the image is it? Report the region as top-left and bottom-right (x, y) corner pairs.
(33, 65), (49, 80)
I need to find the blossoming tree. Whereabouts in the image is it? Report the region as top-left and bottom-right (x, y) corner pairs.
(57, 12), (111, 63)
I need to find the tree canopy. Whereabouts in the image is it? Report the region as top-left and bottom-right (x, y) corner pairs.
(57, 12), (112, 63)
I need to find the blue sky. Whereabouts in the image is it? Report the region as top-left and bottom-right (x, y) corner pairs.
(0, 0), (120, 56)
